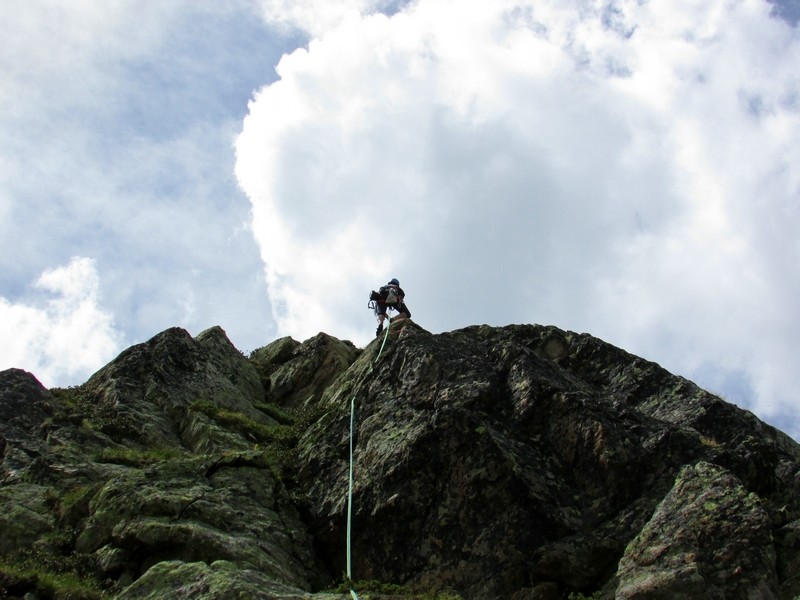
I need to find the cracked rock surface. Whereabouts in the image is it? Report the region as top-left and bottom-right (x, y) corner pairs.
(1, 322), (799, 599)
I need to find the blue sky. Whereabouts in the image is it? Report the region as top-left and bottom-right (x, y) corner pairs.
(1, 0), (799, 441)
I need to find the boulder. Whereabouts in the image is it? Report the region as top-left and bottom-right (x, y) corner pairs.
(114, 560), (328, 600)
(615, 461), (777, 599)
(0, 483), (55, 554)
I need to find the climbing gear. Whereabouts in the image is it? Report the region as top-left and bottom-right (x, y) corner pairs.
(383, 287), (399, 306)
(347, 320), (392, 600)
(389, 278), (399, 286)
(368, 287), (404, 336)
(347, 394), (358, 600)
(367, 291), (382, 313)
(369, 286), (400, 309)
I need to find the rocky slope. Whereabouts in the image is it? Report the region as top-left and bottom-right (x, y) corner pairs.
(1, 321), (799, 599)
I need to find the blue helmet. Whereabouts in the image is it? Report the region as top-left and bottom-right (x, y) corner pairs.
(389, 278), (399, 286)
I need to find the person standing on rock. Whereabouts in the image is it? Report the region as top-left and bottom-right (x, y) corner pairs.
(370, 278), (411, 336)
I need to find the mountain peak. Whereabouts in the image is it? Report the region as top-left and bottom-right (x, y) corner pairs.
(1, 323), (798, 599)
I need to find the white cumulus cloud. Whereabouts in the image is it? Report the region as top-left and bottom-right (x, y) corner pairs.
(0, 257), (122, 387)
(254, 0), (406, 36)
(237, 0), (800, 438)
(0, 1), (278, 357)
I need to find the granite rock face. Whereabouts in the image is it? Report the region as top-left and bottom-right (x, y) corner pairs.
(294, 322), (800, 599)
(1, 321), (799, 600)
(616, 461), (776, 599)
(0, 368), (53, 481)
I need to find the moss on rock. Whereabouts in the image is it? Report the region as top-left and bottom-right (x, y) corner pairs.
(616, 461), (776, 599)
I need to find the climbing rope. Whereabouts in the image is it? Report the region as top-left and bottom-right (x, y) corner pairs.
(374, 319), (392, 364)
(346, 319), (393, 599)
(347, 394), (358, 600)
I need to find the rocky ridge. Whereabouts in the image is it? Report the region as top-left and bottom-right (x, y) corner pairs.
(1, 321), (799, 599)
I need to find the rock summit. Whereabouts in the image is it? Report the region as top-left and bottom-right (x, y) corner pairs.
(1, 321), (798, 599)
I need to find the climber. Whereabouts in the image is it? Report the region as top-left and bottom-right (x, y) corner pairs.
(368, 278), (411, 336)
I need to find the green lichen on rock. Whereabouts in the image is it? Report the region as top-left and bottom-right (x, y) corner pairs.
(50, 385), (137, 440)
(250, 332), (359, 410)
(0, 483), (104, 599)
(114, 560), (309, 600)
(0, 558), (106, 600)
(616, 461), (776, 598)
(0, 484), (56, 554)
(2, 323), (800, 600)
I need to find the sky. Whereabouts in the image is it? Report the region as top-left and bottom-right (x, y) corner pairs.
(1, 0), (798, 440)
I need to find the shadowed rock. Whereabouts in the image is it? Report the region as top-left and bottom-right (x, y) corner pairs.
(616, 461), (776, 599)
(0, 368), (53, 481)
(294, 323), (800, 599)
(0, 322), (798, 600)
(250, 332), (360, 410)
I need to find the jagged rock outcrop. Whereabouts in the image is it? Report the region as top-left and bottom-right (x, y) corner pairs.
(250, 332), (360, 410)
(294, 321), (800, 599)
(1, 321), (799, 600)
(0, 327), (340, 599)
(0, 368), (53, 481)
(81, 325), (270, 453)
(616, 461), (776, 599)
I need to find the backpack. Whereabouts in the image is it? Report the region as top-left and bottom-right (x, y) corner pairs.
(380, 285), (400, 306)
